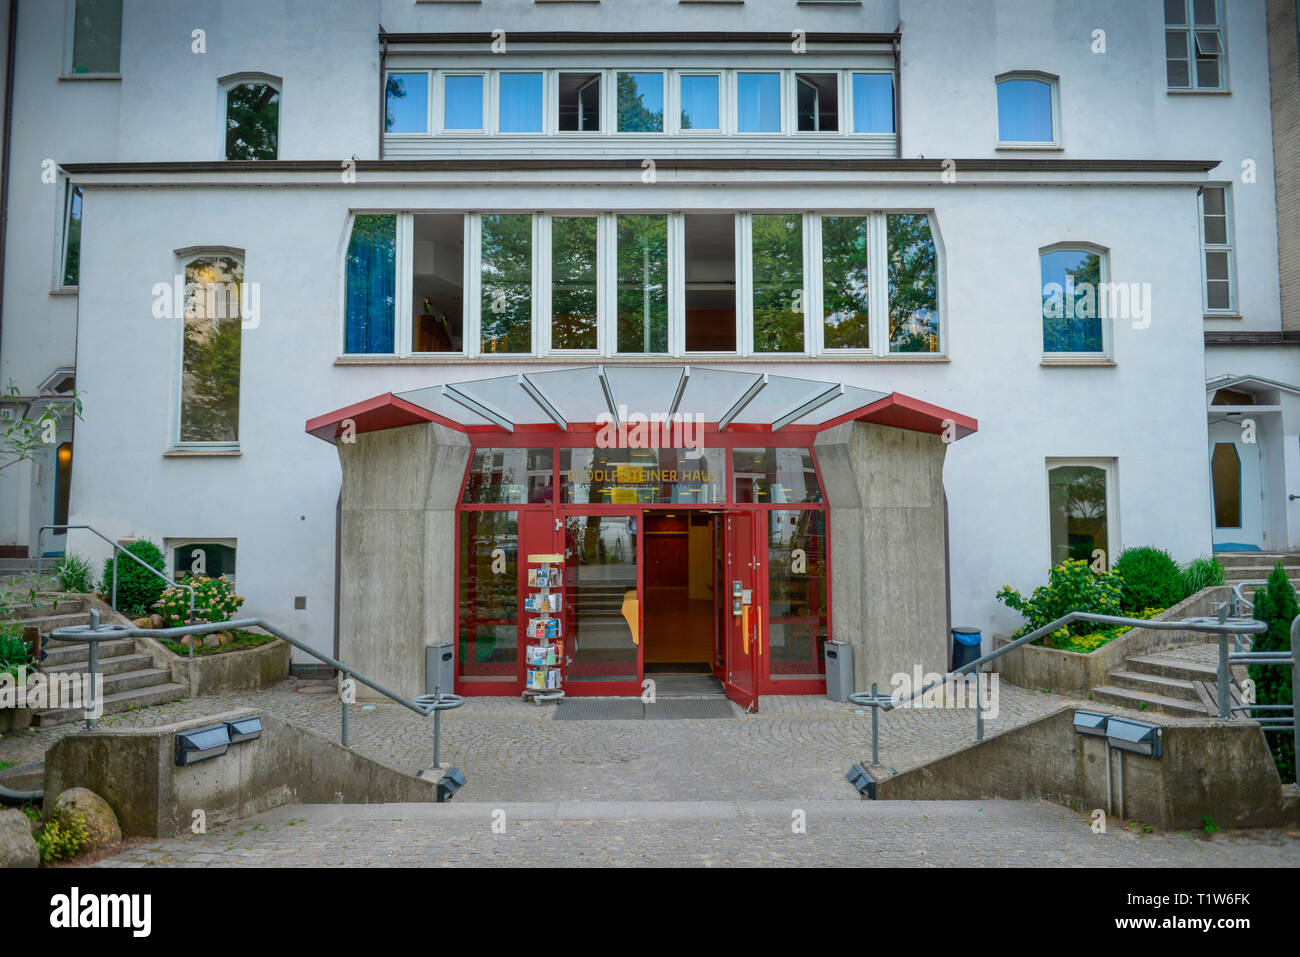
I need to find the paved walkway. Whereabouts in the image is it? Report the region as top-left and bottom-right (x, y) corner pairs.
(93, 800), (1300, 867)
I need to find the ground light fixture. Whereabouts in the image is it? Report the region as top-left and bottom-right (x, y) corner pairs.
(225, 715), (263, 744)
(1073, 710), (1109, 738)
(174, 724), (231, 766)
(437, 767), (467, 802)
(1106, 716), (1164, 758)
(845, 762), (875, 799)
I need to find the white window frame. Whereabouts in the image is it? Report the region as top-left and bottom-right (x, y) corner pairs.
(62, 0), (123, 78)
(493, 70), (549, 135)
(1044, 458), (1119, 571)
(734, 70), (785, 135)
(175, 247), (244, 450)
(674, 71), (725, 134)
(742, 212), (812, 356)
(438, 71), (487, 134)
(1165, 0), (1229, 92)
(613, 69), (669, 136)
(166, 538), (238, 583)
(554, 71), (604, 136)
(846, 70), (896, 135)
(1198, 184), (1238, 316)
(56, 177), (83, 291)
(219, 73), (283, 160)
(994, 71), (1061, 149)
(384, 69), (432, 136)
(1038, 241), (1111, 359)
(792, 71), (844, 135)
(542, 212), (604, 354)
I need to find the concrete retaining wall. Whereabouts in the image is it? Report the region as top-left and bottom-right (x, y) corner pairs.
(42, 708), (438, 836)
(874, 706), (1298, 830)
(138, 636), (291, 696)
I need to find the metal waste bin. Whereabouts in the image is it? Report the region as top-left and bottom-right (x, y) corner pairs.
(426, 643), (454, 695)
(951, 627), (982, 671)
(825, 640), (854, 702)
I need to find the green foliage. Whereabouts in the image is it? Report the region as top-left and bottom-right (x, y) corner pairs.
(55, 553), (94, 593)
(1201, 816), (1221, 836)
(99, 539), (167, 617)
(225, 81), (279, 159)
(1251, 562), (1297, 784)
(614, 214), (668, 353)
(159, 628), (273, 657)
(886, 214), (939, 353)
(156, 575), (244, 627)
(35, 812), (87, 863)
(1181, 555), (1225, 595)
(615, 72), (663, 132)
(1046, 607), (1163, 654)
(0, 380), (82, 475)
(479, 213), (535, 353)
(0, 631), (34, 680)
(997, 559), (1126, 644)
(751, 214), (805, 353)
(1113, 547), (1185, 612)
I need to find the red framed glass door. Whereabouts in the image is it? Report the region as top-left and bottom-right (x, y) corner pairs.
(723, 510), (761, 711)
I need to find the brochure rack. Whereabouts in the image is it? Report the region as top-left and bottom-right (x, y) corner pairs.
(523, 553), (565, 704)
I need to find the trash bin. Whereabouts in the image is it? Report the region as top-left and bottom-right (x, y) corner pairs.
(825, 640), (854, 702)
(426, 643), (454, 695)
(951, 627), (982, 671)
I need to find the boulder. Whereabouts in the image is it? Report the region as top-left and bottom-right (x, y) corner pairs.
(150, 614), (165, 628)
(51, 787), (121, 853)
(216, 631), (234, 646)
(131, 617), (152, 629)
(202, 635), (221, 649)
(0, 808), (39, 868)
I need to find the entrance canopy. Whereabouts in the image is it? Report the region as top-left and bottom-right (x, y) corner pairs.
(306, 365), (977, 442)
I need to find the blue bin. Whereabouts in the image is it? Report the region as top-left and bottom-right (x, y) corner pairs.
(951, 627), (982, 671)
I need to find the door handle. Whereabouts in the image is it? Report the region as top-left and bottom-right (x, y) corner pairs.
(756, 607), (762, 657)
(742, 605), (750, 654)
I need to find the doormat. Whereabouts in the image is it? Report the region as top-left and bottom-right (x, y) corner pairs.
(553, 698), (737, 720)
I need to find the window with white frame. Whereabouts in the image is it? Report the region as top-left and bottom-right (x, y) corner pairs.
(679, 73), (721, 131)
(1040, 244), (1107, 355)
(178, 251), (244, 446)
(386, 71), (430, 133)
(850, 72), (895, 133)
(168, 540), (237, 581)
(59, 181), (83, 289)
(1046, 459), (1116, 569)
(1198, 185), (1235, 313)
(996, 72), (1059, 146)
(1165, 0), (1227, 91)
(443, 74), (485, 131)
(341, 210), (943, 359)
(498, 72), (545, 132)
(222, 75), (281, 160)
(65, 0), (123, 76)
(616, 72), (665, 132)
(737, 72), (781, 132)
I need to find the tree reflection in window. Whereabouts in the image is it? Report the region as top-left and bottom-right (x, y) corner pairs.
(225, 82), (280, 160)
(887, 213), (939, 353)
(480, 214), (533, 353)
(751, 214), (804, 353)
(181, 255), (242, 443)
(1048, 465), (1108, 565)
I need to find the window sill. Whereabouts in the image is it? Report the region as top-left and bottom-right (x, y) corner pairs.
(163, 448), (242, 458)
(336, 354), (950, 365)
(1204, 312), (1242, 320)
(58, 73), (121, 81)
(1167, 89), (1232, 95)
(1040, 357), (1116, 367)
(996, 143), (1063, 151)
(49, 287), (78, 296)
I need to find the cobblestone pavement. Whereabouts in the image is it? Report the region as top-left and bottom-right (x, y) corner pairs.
(91, 800), (1300, 867)
(2, 677), (1075, 801)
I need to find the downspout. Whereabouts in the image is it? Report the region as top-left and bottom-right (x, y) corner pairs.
(378, 28), (387, 160)
(892, 24), (901, 159)
(0, 0), (18, 374)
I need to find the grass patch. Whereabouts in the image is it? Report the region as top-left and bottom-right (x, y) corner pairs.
(158, 629), (276, 657)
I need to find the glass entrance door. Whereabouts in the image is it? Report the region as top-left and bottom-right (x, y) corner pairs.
(722, 510), (761, 711)
(563, 514), (642, 690)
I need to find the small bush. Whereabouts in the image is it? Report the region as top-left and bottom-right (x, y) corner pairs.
(1251, 562), (1297, 784)
(99, 540), (166, 617)
(1113, 546), (1184, 612)
(157, 575), (244, 627)
(35, 813), (87, 863)
(997, 559), (1126, 643)
(1181, 555), (1225, 596)
(54, 553), (94, 593)
(0, 631), (34, 680)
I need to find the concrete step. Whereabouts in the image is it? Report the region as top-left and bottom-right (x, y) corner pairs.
(1091, 685), (1209, 717)
(3, 612), (92, 634)
(33, 682), (188, 727)
(97, 667), (173, 695)
(1125, 653), (1218, 683)
(1107, 669), (1200, 701)
(41, 636), (136, 668)
(44, 652), (155, 677)
(1215, 551), (1300, 565)
(3, 599), (89, 622)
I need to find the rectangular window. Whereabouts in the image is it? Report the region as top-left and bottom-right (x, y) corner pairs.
(558, 73), (601, 132)
(564, 514), (639, 681)
(68, 0), (122, 75)
(886, 214), (940, 353)
(385, 72), (429, 133)
(463, 448), (554, 504)
(615, 214), (669, 353)
(1165, 0), (1226, 90)
(733, 448), (821, 504)
(412, 213), (465, 353)
(480, 214), (534, 353)
(820, 216), (870, 350)
(458, 510), (519, 681)
(680, 74), (720, 130)
(180, 254), (243, 444)
(851, 73), (895, 133)
(737, 73), (781, 132)
(562, 448), (723, 504)
(499, 73), (544, 132)
(795, 74), (838, 132)
(750, 214), (804, 353)
(171, 542), (237, 580)
(550, 216), (599, 350)
(767, 510), (828, 679)
(444, 74), (484, 130)
(345, 215), (397, 354)
(61, 185), (83, 288)
(1199, 185), (1235, 312)
(996, 75), (1056, 145)
(1041, 246), (1104, 354)
(616, 72), (664, 132)
(684, 214), (736, 352)
(1047, 462), (1112, 567)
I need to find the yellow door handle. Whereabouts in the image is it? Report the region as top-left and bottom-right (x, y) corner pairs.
(756, 608), (762, 657)
(742, 605), (749, 654)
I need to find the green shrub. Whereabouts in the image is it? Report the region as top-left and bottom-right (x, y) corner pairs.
(99, 540), (166, 617)
(54, 553), (94, 593)
(0, 630), (34, 680)
(1113, 546), (1185, 612)
(35, 812), (87, 863)
(997, 559), (1126, 644)
(1181, 555), (1225, 596)
(157, 575), (244, 627)
(1251, 562), (1297, 784)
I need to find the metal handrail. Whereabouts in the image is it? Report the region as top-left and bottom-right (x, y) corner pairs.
(49, 613), (461, 750)
(1215, 614), (1299, 787)
(36, 524), (195, 629)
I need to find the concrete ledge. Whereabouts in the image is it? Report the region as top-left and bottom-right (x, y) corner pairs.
(43, 708), (437, 837)
(137, 634), (291, 696)
(995, 586), (1231, 697)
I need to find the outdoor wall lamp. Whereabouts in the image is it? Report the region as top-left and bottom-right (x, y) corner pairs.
(225, 716), (262, 744)
(437, 767), (466, 802)
(1106, 717), (1164, 758)
(845, 762), (875, 799)
(1073, 710), (1109, 738)
(174, 724), (231, 766)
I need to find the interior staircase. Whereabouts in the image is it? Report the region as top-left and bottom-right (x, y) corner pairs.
(6, 596), (187, 726)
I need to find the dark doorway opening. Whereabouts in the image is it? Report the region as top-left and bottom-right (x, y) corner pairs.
(643, 511), (719, 676)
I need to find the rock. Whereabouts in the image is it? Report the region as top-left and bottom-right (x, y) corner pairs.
(150, 614), (164, 628)
(131, 617), (152, 628)
(0, 809), (38, 868)
(52, 787), (120, 854)
(202, 635), (221, 649)
(217, 632), (234, 647)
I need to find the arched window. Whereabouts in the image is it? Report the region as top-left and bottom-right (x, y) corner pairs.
(1040, 243), (1107, 355)
(221, 74), (281, 160)
(996, 72), (1059, 147)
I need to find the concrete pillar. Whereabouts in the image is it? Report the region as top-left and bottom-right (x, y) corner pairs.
(336, 423), (470, 700)
(814, 421), (950, 693)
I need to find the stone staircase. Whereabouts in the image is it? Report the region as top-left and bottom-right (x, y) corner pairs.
(1092, 651), (1224, 717)
(6, 596), (187, 726)
(1217, 550), (1300, 591)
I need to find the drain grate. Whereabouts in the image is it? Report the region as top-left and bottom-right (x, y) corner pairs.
(646, 698), (736, 720)
(554, 698), (645, 720)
